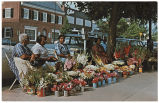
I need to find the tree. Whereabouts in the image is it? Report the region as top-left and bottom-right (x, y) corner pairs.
(122, 20), (147, 39)
(75, 2), (157, 62)
(60, 17), (72, 35)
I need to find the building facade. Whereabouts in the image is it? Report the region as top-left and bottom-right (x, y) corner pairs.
(61, 6), (92, 34)
(2, 1), (65, 43)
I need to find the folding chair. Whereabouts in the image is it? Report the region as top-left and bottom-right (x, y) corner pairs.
(4, 50), (22, 90)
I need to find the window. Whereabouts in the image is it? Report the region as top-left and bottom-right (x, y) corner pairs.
(85, 20), (91, 27)
(4, 27), (13, 38)
(52, 29), (60, 42)
(4, 8), (13, 18)
(51, 14), (55, 23)
(42, 29), (47, 36)
(43, 12), (47, 22)
(24, 26), (37, 41)
(24, 8), (29, 19)
(76, 18), (83, 26)
(67, 16), (74, 24)
(33, 10), (38, 20)
(58, 16), (62, 24)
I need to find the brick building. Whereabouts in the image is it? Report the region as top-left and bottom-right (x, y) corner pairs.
(2, 1), (65, 43)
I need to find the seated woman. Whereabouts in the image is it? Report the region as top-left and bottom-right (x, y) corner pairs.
(30, 35), (57, 67)
(55, 35), (70, 62)
(9, 33), (32, 81)
(92, 38), (109, 64)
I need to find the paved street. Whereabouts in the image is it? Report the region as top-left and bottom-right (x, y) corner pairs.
(2, 72), (157, 101)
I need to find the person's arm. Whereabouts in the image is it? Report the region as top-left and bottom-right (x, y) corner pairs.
(20, 54), (31, 60)
(16, 44), (31, 60)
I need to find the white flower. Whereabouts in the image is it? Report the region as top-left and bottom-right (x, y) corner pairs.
(21, 78), (29, 87)
(39, 78), (47, 88)
(76, 53), (88, 66)
(84, 65), (98, 71)
(129, 65), (135, 69)
(112, 60), (125, 65)
(67, 71), (79, 76)
(104, 64), (115, 71)
(47, 73), (57, 79)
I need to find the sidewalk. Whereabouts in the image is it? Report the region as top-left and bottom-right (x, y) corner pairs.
(2, 72), (158, 101)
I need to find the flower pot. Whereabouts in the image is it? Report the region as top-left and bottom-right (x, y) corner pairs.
(81, 86), (85, 92)
(37, 88), (45, 97)
(55, 91), (60, 97)
(107, 77), (112, 84)
(139, 68), (142, 73)
(64, 91), (68, 97)
(113, 77), (116, 83)
(118, 72), (123, 78)
(93, 83), (97, 88)
(130, 71), (134, 75)
(102, 80), (106, 86)
(98, 81), (102, 87)
(27, 87), (35, 95)
(123, 74), (127, 78)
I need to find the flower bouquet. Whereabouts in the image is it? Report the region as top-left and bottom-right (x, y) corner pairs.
(63, 82), (73, 97)
(64, 58), (76, 71)
(92, 77), (99, 88)
(104, 64), (115, 71)
(36, 78), (48, 97)
(76, 53), (88, 66)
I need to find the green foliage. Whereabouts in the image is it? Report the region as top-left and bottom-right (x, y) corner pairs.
(96, 19), (109, 33)
(60, 17), (72, 35)
(116, 18), (129, 37)
(121, 20), (147, 39)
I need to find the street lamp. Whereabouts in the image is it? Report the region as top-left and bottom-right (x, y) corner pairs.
(139, 32), (142, 41)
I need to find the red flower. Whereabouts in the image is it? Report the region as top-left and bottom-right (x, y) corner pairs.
(114, 50), (121, 59)
(92, 77), (99, 83)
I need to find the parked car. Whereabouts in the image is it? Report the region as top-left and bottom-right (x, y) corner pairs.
(2, 38), (16, 46)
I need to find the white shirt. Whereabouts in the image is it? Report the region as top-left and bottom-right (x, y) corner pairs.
(31, 43), (48, 58)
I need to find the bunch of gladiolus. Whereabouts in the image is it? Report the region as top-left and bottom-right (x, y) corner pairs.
(64, 58), (76, 71)
(79, 79), (87, 86)
(71, 79), (80, 86)
(92, 77), (99, 83)
(63, 82), (73, 91)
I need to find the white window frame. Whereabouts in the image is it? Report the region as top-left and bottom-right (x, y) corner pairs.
(23, 8), (29, 19)
(4, 27), (12, 38)
(24, 26), (37, 41)
(43, 12), (47, 22)
(33, 10), (38, 21)
(5, 8), (11, 18)
(51, 14), (55, 23)
(58, 16), (62, 24)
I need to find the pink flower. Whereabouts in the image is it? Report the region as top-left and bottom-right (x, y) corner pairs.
(64, 59), (76, 70)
